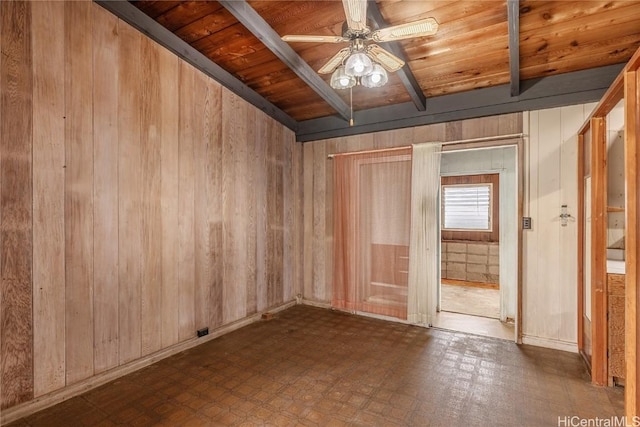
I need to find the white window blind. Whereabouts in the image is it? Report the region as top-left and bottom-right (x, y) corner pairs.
(442, 183), (492, 231)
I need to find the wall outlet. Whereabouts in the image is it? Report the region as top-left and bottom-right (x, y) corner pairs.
(197, 327), (209, 338)
(522, 217), (532, 230)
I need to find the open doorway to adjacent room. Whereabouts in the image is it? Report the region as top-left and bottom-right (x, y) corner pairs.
(433, 146), (518, 341)
(440, 173), (500, 319)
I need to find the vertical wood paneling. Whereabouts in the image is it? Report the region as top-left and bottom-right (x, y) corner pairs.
(64, 0), (94, 384)
(324, 138), (336, 305)
(462, 116), (501, 139)
(292, 137), (304, 300)
(192, 70), (208, 330)
(302, 143), (314, 300)
(117, 21), (142, 364)
(537, 108), (562, 340)
(245, 106), (258, 315)
(177, 61), (196, 340)
(207, 79), (223, 330)
(140, 36), (163, 356)
(32, 0), (65, 396)
(159, 45), (180, 347)
(413, 122), (446, 145)
(445, 121), (463, 141)
(194, 75), (219, 330)
(92, 4), (120, 374)
(1, 2), (303, 413)
(523, 111), (538, 337)
(312, 142), (327, 301)
(268, 120), (284, 307)
(0, 0), (33, 408)
(236, 100), (249, 317)
(523, 105), (596, 346)
(558, 105), (583, 342)
(498, 112), (523, 135)
(283, 125), (295, 303)
(255, 112), (268, 312)
(222, 91), (248, 322)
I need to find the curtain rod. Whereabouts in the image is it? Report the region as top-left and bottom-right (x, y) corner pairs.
(327, 133), (525, 159)
(327, 145), (411, 159)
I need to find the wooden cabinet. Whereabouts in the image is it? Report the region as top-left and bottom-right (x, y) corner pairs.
(608, 273), (625, 385)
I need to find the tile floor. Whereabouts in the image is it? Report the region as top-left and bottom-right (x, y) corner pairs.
(440, 283), (500, 319)
(8, 305), (623, 427)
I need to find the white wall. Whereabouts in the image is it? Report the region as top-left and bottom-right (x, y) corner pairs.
(523, 103), (596, 352)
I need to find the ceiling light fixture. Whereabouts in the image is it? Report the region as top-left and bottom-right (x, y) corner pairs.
(282, 0), (439, 93)
(360, 63), (388, 88)
(330, 65), (356, 89)
(329, 45), (389, 90)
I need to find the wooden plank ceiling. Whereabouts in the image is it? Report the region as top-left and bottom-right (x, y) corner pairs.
(128, 0), (640, 135)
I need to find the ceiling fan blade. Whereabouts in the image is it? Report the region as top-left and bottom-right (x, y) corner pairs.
(342, 0), (368, 31)
(371, 17), (439, 42)
(281, 35), (348, 43)
(318, 48), (351, 74)
(367, 44), (405, 72)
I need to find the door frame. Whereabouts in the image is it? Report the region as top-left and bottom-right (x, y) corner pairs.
(438, 142), (522, 342)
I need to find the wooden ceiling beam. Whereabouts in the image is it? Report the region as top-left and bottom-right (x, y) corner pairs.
(218, 0), (351, 121)
(94, 0), (298, 130)
(507, 0), (520, 97)
(367, 0), (427, 111)
(296, 63), (623, 142)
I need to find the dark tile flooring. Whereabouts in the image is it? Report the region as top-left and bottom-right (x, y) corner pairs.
(9, 305), (623, 426)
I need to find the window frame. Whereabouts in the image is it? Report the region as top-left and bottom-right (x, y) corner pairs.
(441, 182), (494, 232)
(440, 173), (500, 243)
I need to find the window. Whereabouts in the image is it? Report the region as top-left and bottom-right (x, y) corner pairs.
(441, 183), (493, 231)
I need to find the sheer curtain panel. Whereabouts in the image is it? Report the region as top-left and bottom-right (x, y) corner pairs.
(332, 148), (412, 320)
(407, 143), (442, 326)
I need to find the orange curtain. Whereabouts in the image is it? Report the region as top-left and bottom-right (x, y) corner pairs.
(332, 147), (412, 320)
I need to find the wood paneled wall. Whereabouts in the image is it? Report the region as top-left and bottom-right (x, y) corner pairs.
(1, 0), (34, 408)
(302, 114), (522, 303)
(0, 1), (301, 410)
(523, 103), (596, 350)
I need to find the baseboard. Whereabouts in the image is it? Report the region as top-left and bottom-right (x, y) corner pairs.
(301, 299), (332, 309)
(301, 300), (415, 326)
(521, 335), (578, 353)
(0, 300), (296, 426)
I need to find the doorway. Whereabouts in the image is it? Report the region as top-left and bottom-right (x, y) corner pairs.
(432, 146), (518, 341)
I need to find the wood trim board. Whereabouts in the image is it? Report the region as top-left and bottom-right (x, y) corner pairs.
(624, 68), (639, 422)
(589, 116), (608, 386)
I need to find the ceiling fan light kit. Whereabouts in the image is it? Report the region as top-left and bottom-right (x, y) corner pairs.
(330, 66), (357, 89)
(281, 0), (438, 92)
(361, 63), (388, 88)
(344, 51), (373, 76)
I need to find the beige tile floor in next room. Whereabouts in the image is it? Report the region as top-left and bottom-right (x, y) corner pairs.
(7, 305), (623, 427)
(437, 282), (514, 341)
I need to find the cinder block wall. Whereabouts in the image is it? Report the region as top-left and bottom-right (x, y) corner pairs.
(441, 242), (499, 284)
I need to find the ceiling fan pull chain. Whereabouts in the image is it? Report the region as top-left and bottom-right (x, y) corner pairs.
(349, 87), (354, 127)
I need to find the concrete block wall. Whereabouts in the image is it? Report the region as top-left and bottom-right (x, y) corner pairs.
(441, 241), (499, 284)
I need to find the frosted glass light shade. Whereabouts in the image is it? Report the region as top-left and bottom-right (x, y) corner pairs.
(361, 63), (388, 88)
(330, 66), (356, 89)
(344, 52), (373, 77)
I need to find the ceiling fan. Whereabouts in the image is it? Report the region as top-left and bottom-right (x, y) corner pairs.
(281, 0), (438, 89)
